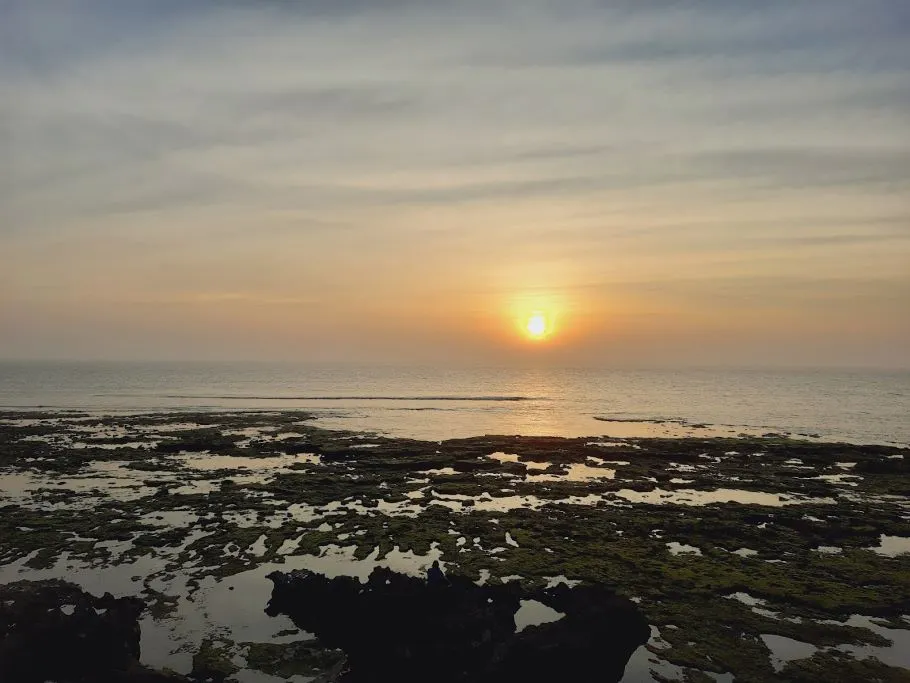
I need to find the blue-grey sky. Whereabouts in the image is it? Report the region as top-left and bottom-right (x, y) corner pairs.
(1, 1), (908, 366)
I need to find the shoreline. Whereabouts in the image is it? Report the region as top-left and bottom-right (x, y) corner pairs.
(3, 363), (908, 446)
(1, 410), (909, 681)
(3, 405), (908, 449)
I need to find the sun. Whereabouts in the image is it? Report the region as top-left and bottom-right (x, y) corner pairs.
(526, 312), (549, 340)
(507, 294), (562, 343)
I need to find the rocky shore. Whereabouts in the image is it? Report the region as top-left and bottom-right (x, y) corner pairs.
(265, 566), (648, 682)
(1, 410), (908, 681)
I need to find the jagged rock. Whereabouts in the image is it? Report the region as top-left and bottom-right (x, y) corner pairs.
(0, 580), (188, 683)
(265, 567), (649, 682)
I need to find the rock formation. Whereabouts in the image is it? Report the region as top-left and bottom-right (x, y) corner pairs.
(0, 580), (186, 683)
(266, 567), (649, 682)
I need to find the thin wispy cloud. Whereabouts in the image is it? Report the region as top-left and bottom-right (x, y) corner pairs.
(1, 0), (908, 365)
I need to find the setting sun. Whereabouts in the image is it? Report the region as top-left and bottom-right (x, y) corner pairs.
(507, 293), (563, 345)
(526, 312), (549, 340)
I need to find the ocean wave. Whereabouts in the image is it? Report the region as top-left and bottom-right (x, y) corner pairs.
(152, 394), (536, 402)
(593, 416), (696, 425)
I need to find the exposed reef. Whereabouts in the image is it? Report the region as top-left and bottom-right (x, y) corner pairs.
(1, 410), (909, 681)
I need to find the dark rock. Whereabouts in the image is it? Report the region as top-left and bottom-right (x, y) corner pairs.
(154, 429), (238, 454)
(451, 459), (503, 473)
(0, 579), (188, 683)
(265, 568), (649, 682)
(855, 458), (909, 475)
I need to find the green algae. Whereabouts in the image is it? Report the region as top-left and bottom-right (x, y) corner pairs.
(242, 641), (345, 678)
(1, 410), (908, 682)
(780, 650), (910, 682)
(190, 639), (238, 681)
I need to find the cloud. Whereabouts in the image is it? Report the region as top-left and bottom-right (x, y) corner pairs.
(1, 0), (908, 364)
(691, 148), (910, 191)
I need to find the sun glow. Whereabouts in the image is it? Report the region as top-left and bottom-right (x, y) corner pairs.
(525, 312), (549, 340)
(505, 291), (564, 345)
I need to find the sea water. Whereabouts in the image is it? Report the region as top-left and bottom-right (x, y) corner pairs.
(0, 361), (907, 445)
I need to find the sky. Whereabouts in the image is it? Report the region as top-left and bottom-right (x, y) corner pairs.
(1, 1), (908, 367)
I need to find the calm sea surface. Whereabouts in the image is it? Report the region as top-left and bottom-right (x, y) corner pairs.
(0, 361), (907, 446)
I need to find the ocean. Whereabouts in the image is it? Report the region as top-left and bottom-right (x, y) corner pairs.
(1, 361), (907, 446)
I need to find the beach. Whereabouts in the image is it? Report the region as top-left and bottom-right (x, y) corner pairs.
(1, 407), (908, 681)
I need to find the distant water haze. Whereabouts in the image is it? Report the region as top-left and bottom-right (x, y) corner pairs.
(1, 361), (907, 446)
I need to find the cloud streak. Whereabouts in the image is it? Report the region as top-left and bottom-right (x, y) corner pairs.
(1, 0), (908, 365)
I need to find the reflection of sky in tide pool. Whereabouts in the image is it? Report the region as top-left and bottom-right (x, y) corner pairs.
(667, 542), (701, 556)
(0, 540), (445, 676)
(836, 616), (910, 669)
(761, 616), (910, 672)
(0, 462), (839, 518)
(174, 451), (321, 470)
(514, 600), (564, 633)
(0, 451), (324, 511)
(2, 414), (909, 680)
(6, 542), (908, 679)
(488, 452), (616, 481)
(871, 535), (910, 557)
(613, 488), (835, 507)
(761, 634), (818, 673)
(527, 463), (616, 482)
